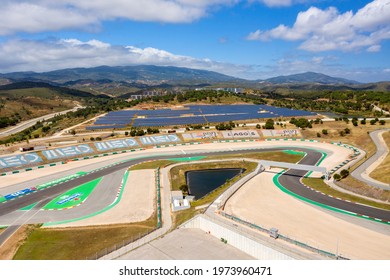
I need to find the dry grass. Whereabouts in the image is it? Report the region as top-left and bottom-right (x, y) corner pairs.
(302, 121), (390, 201)
(302, 178), (390, 210)
(169, 160), (257, 192)
(13, 215), (157, 260)
(0, 225), (39, 260)
(302, 121), (390, 158)
(129, 160), (175, 171)
(337, 176), (390, 202)
(370, 131), (390, 184)
(171, 208), (203, 229)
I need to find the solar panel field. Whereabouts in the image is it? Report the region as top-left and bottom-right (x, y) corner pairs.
(87, 105), (317, 129)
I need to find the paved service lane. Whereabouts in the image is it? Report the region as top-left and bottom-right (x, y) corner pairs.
(352, 129), (390, 190)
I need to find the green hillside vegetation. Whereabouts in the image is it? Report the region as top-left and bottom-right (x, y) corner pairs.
(0, 82), (111, 130)
(0, 88), (76, 128)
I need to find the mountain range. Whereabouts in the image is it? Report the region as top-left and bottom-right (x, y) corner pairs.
(0, 65), (362, 84)
(1, 65), (388, 93)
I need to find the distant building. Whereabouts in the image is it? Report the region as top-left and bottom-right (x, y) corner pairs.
(128, 90), (166, 100)
(195, 87), (244, 94)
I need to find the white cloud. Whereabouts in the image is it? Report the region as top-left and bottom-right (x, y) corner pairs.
(0, 0), (239, 35)
(247, 0), (390, 52)
(252, 0), (316, 7)
(366, 45), (381, 52)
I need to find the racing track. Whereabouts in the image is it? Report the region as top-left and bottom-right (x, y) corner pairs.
(0, 146), (389, 224)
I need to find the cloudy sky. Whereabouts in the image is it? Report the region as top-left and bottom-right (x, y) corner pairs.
(0, 0), (389, 82)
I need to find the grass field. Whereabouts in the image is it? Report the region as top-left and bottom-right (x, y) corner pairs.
(370, 131), (390, 184)
(302, 178), (390, 210)
(0, 225), (38, 260)
(129, 160), (175, 171)
(13, 215), (157, 260)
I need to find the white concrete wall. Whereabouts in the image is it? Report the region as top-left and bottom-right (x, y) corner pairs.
(181, 215), (295, 260)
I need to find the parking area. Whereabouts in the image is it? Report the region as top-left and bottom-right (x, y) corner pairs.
(118, 228), (255, 260)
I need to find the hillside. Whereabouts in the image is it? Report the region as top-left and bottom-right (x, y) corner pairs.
(0, 65), (242, 85)
(0, 82), (109, 129)
(261, 72), (360, 85)
(1, 66), (388, 97)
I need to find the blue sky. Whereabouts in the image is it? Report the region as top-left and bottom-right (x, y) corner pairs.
(0, 0), (389, 82)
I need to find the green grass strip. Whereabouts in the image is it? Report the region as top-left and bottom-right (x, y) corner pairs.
(43, 171), (130, 226)
(20, 202), (39, 211)
(168, 156), (207, 162)
(273, 171), (389, 225)
(37, 173), (86, 190)
(283, 150), (306, 156)
(42, 177), (102, 210)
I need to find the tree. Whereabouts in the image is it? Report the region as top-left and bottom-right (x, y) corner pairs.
(265, 119), (274, 129)
(344, 128), (351, 134)
(317, 132), (321, 137)
(70, 129), (76, 135)
(125, 131), (129, 136)
(333, 174), (341, 181)
(256, 124), (261, 129)
(379, 120), (386, 125)
(370, 119), (376, 125)
(179, 184), (189, 195)
(361, 118), (366, 125)
(322, 129), (328, 135)
(340, 169), (349, 178)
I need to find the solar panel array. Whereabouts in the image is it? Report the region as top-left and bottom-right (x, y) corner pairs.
(87, 105), (316, 129)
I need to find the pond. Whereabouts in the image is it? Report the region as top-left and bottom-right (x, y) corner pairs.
(185, 168), (245, 200)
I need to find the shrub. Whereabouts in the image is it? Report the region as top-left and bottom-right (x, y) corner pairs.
(340, 169), (350, 178)
(333, 174), (341, 181)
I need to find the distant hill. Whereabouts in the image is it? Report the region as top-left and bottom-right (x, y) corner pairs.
(0, 65), (242, 85)
(0, 81), (110, 99)
(261, 72), (360, 85)
(1, 66), (388, 95)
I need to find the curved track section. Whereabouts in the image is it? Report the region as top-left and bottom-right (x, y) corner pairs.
(279, 154), (390, 221)
(351, 128), (390, 190)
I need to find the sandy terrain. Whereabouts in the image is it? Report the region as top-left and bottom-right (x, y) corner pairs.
(224, 168), (390, 260)
(53, 169), (156, 227)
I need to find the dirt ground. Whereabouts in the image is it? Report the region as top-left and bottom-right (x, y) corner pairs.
(224, 169), (390, 260)
(370, 131), (390, 184)
(53, 169), (156, 227)
(0, 225), (36, 260)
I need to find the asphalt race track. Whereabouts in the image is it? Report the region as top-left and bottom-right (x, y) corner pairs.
(279, 153), (390, 221)
(0, 146), (389, 225)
